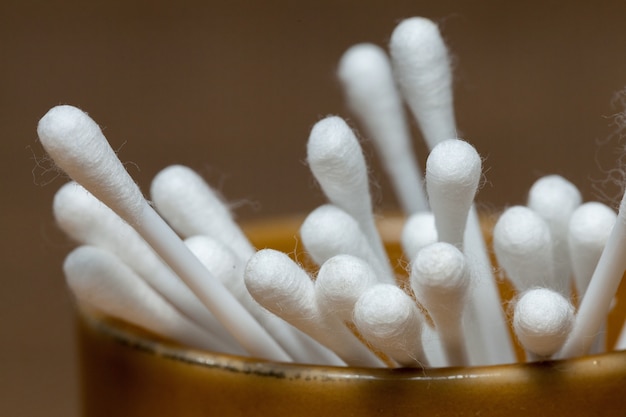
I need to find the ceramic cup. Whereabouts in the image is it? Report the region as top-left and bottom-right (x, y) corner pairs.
(77, 216), (626, 416)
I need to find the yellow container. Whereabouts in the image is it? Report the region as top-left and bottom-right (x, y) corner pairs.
(77, 216), (626, 416)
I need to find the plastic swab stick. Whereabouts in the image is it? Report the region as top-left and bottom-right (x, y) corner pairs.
(425, 138), (481, 247)
(513, 288), (574, 360)
(493, 205), (558, 294)
(568, 202), (616, 297)
(244, 249), (384, 367)
(410, 242), (471, 367)
(389, 17), (456, 149)
(401, 211), (438, 262)
(151, 165), (255, 263)
(186, 235), (343, 366)
(391, 16), (514, 364)
(300, 204), (395, 284)
(65, 245), (232, 352)
(527, 175), (582, 290)
(354, 284), (428, 368)
(315, 254), (379, 322)
(559, 188), (626, 358)
(38, 105), (290, 362)
(338, 43), (427, 213)
(306, 116), (388, 267)
(53, 182), (245, 354)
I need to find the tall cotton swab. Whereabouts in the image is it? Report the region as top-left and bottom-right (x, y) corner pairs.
(37, 105), (290, 362)
(53, 181), (244, 354)
(390, 16), (515, 365)
(337, 43), (427, 213)
(513, 288), (575, 361)
(186, 235), (343, 366)
(151, 165), (255, 263)
(527, 175), (582, 290)
(410, 242), (471, 367)
(425, 138), (481, 247)
(244, 249), (383, 367)
(568, 202), (617, 297)
(65, 245), (233, 352)
(306, 116), (388, 267)
(300, 204), (395, 284)
(388, 17), (456, 149)
(492, 205), (558, 294)
(353, 284), (428, 368)
(558, 187), (626, 358)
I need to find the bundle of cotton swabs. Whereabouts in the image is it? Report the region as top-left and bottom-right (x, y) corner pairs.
(39, 16), (626, 369)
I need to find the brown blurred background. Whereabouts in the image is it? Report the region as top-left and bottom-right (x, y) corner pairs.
(3, 0), (626, 415)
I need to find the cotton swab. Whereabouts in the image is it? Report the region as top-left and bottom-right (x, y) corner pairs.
(38, 105), (290, 362)
(244, 249), (384, 367)
(527, 175), (582, 289)
(492, 205), (558, 294)
(315, 254), (379, 322)
(568, 202), (616, 297)
(388, 17), (456, 149)
(410, 242), (471, 367)
(186, 235), (343, 366)
(151, 165), (255, 263)
(513, 288), (575, 361)
(337, 43), (427, 214)
(401, 211), (438, 262)
(65, 245), (232, 352)
(559, 188), (626, 358)
(53, 181), (245, 354)
(425, 138), (481, 247)
(300, 204), (395, 284)
(353, 284), (428, 368)
(306, 116), (388, 267)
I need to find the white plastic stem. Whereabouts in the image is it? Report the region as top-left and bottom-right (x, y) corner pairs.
(559, 193), (626, 358)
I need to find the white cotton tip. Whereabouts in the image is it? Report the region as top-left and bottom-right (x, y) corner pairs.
(354, 284), (427, 368)
(151, 165), (254, 262)
(560, 190), (626, 358)
(306, 116), (387, 266)
(410, 242), (470, 366)
(493, 206), (558, 294)
(245, 249), (384, 367)
(401, 211), (438, 262)
(300, 204), (395, 284)
(53, 182), (245, 354)
(41, 106), (289, 362)
(527, 175), (582, 288)
(568, 202), (616, 297)
(64, 245), (233, 353)
(388, 17), (456, 149)
(338, 43), (427, 214)
(185, 235), (247, 299)
(425, 139), (481, 247)
(37, 105), (145, 224)
(513, 288), (575, 359)
(315, 255), (379, 322)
